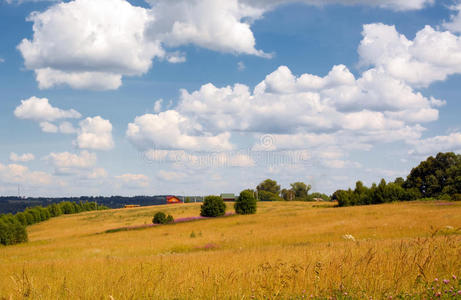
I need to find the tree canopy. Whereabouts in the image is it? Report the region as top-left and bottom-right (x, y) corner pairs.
(235, 189), (257, 215)
(333, 152), (461, 207)
(404, 152), (461, 198)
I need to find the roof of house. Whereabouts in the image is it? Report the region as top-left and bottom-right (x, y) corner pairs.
(220, 193), (235, 199)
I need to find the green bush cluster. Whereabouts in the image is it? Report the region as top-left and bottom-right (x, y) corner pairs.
(404, 152), (461, 199)
(152, 212), (174, 224)
(0, 215), (27, 245)
(332, 179), (421, 207)
(256, 179), (331, 202)
(200, 196), (226, 217)
(234, 190), (257, 215)
(0, 201), (107, 246)
(333, 152), (461, 207)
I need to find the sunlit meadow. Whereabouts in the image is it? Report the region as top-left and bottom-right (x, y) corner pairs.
(1, 201), (460, 299)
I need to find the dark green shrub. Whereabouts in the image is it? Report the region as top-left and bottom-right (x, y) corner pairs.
(235, 190), (257, 215)
(153, 212), (174, 224)
(0, 217), (28, 246)
(153, 212), (167, 224)
(200, 196), (226, 217)
(24, 211), (35, 225)
(48, 204), (62, 217)
(15, 212), (27, 226)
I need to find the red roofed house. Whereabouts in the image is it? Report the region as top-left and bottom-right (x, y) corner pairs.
(166, 196), (182, 204)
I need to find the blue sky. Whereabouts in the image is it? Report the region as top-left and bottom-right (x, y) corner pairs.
(1, 0), (461, 197)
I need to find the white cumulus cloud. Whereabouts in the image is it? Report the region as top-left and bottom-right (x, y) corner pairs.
(146, 0), (269, 57)
(18, 0), (164, 90)
(126, 110), (233, 152)
(126, 22), (455, 167)
(14, 96), (81, 122)
(75, 116), (114, 151)
(17, 0), (436, 90)
(359, 23), (461, 87)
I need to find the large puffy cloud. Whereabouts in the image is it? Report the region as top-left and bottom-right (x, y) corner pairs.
(146, 0), (268, 57)
(14, 96), (81, 122)
(18, 0), (266, 90)
(176, 64), (439, 140)
(127, 23), (450, 166)
(359, 23), (461, 87)
(18, 0), (163, 90)
(126, 110), (233, 152)
(127, 63), (435, 165)
(14, 96), (81, 134)
(18, 0), (433, 90)
(75, 116), (114, 151)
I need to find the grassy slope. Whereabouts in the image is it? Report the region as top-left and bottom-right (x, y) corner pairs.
(0, 201), (460, 299)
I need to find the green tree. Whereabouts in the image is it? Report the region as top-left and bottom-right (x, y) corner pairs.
(200, 196), (226, 217)
(290, 182), (311, 200)
(15, 212), (27, 226)
(405, 152), (461, 197)
(281, 189), (295, 201)
(235, 189), (257, 215)
(48, 203), (62, 217)
(257, 179), (281, 196)
(257, 190), (282, 201)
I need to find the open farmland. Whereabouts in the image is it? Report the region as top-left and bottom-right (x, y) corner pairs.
(1, 201), (460, 299)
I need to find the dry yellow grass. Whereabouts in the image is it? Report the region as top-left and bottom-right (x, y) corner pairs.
(0, 201), (460, 299)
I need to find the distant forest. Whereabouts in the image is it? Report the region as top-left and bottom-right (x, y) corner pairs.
(0, 195), (202, 214)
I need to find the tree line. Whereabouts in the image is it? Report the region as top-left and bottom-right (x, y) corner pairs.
(255, 179), (330, 202)
(0, 195), (172, 215)
(332, 152), (461, 207)
(0, 201), (108, 246)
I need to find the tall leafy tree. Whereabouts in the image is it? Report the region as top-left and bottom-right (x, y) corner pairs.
(405, 152), (461, 197)
(290, 182), (311, 200)
(257, 179), (281, 196)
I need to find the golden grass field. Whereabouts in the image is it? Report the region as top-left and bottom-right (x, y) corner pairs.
(0, 201), (460, 299)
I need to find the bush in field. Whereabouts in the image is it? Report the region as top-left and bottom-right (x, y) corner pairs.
(153, 212), (166, 224)
(200, 196), (226, 217)
(0, 215), (28, 246)
(235, 190), (257, 215)
(153, 212), (174, 224)
(166, 215), (174, 224)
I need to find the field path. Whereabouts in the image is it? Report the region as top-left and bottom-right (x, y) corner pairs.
(106, 212), (235, 232)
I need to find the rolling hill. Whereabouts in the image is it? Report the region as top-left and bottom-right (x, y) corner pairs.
(1, 201), (460, 299)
